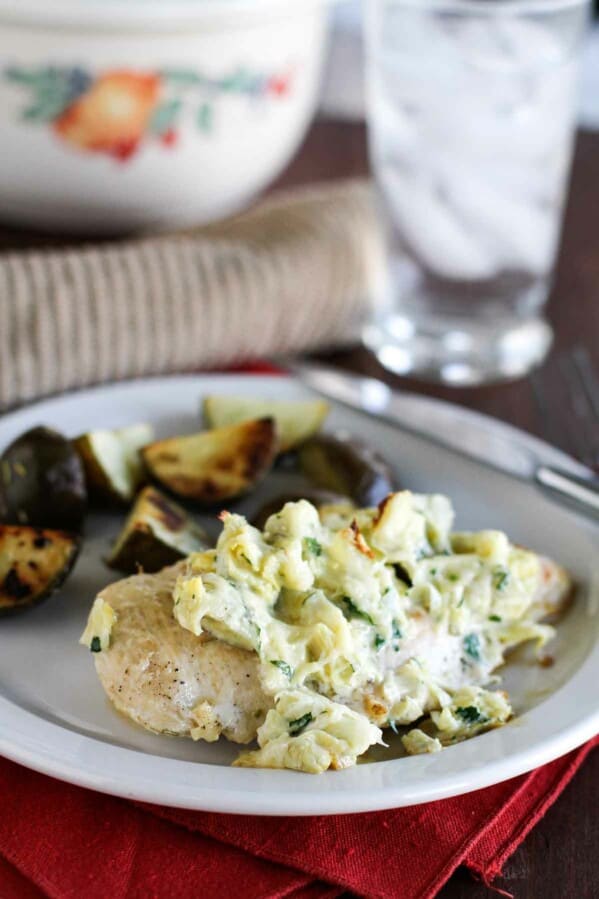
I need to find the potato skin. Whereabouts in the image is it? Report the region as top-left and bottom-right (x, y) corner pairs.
(73, 434), (113, 498)
(299, 433), (397, 507)
(142, 417), (278, 505)
(0, 426), (87, 532)
(107, 527), (183, 574)
(203, 395), (329, 453)
(0, 524), (81, 616)
(106, 486), (209, 574)
(72, 424), (153, 505)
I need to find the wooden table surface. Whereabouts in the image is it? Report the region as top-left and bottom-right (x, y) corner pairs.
(274, 120), (599, 899)
(1, 118), (597, 898)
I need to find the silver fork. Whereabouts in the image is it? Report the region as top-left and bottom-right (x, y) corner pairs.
(532, 346), (599, 473)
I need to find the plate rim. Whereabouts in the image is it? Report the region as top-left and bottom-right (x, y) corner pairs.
(0, 372), (597, 816)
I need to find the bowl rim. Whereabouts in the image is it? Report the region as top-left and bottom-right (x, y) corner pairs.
(0, 0), (335, 31)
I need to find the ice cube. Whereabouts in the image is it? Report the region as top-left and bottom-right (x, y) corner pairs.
(494, 18), (570, 68)
(378, 166), (498, 280)
(375, 18), (578, 166)
(378, 9), (460, 65)
(368, 82), (419, 160)
(440, 160), (558, 274)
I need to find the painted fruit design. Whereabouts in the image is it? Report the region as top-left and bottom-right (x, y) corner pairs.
(54, 71), (161, 161)
(4, 64), (294, 162)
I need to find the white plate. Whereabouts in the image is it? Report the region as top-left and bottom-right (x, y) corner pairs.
(0, 374), (597, 816)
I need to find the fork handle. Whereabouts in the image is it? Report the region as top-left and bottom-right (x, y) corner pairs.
(536, 465), (599, 519)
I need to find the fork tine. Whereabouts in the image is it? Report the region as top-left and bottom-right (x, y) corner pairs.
(553, 355), (594, 464)
(531, 347), (599, 468)
(571, 346), (599, 423)
(559, 348), (599, 469)
(530, 369), (564, 451)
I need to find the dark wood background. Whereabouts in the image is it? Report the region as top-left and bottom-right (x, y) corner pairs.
(1, 118), (598, 898)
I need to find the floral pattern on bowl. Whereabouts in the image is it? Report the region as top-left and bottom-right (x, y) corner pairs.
(4, 64), (294, 161)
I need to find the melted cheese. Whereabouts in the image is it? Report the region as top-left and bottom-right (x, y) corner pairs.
(172, 492), (564, 773)
(234, 690), (383, 773)
(80, 597), (116, 652)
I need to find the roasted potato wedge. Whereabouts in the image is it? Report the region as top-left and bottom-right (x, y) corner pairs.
(203, 395), (329, 453)
(73, 423), (153, 504)
(298, 432), (397, 507)
(0, 426), (87, 532)
(0, 525), (80, 616)
(252, 489), (353, 530)
(142, 417), (278, 505)
(107, 486), (211, 574)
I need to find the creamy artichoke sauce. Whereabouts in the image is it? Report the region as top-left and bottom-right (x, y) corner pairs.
(169, 492), (561, 773)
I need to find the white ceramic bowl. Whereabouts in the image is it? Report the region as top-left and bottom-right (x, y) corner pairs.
(0, 0), (330, 233)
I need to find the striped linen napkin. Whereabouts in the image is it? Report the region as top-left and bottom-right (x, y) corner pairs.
(0, 178), (385, 410)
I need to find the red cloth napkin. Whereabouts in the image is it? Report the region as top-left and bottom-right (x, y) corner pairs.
(0, 739), (596, 899)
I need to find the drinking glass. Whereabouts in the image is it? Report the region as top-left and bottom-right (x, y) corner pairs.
(363, 0), (590, 385)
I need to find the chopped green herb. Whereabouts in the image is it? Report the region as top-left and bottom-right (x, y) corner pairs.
(447, 572), (459, 582)
(493, 568), (510, 591)
(90, 636), (102, 653)
(392, 620), (403, 640)
(270, 660), (293, 678)
(430, 567), (437, 576)
(304, 537), (322, 557)
(456, 705), (487, 725)
(288, 712), (313, 736)
(383, 586), (392, 595)
(374, 634), (386, 650)
(488, 614), (502, 622)
(341, 596), (375, 626)
(463, 633), (481, 662)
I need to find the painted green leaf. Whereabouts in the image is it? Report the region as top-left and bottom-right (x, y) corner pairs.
(4, 66), (40, 85)
(149, 99), (182, 136)
(22, 103), (60, 122)
(161, 69), (204, 87)
(8, 65), (91, 122)
(219, 68), (248, 92)
(197, 102), (213, 133)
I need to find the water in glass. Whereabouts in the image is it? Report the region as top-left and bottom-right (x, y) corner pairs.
(364, 0), (590, 384)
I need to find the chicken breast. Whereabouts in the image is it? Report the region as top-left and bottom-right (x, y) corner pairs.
(93, 563), (269, 743)
(90, 554), (571, 751)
